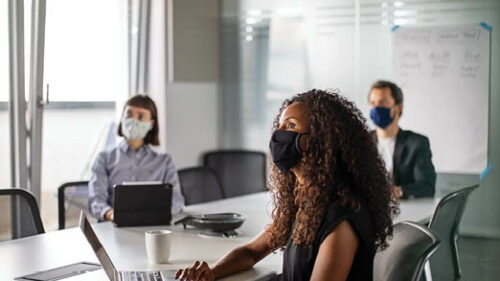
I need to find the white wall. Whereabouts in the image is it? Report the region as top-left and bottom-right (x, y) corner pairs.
(148, 0), (220, 168)
(165, 83), (219, 168)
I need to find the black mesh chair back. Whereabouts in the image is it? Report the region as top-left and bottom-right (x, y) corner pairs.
(0, 188), (44, 241)
(427, 185), (479, 281)
(58, 181), (89, 229)
(374, 221), (440, 281)
(179, 167), (225, 205)
(203, 150), (267, 198)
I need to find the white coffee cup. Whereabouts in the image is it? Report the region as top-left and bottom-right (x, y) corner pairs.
(145, 230), (172, 264)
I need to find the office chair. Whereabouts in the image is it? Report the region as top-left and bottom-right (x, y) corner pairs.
(178, 167), (225, 205)
(0, 188), (45, 240)
(203, 150), (267, 198)
(425, 185), (479, 281)
(374, 221), (440, 281)
(57, 181), (89, 229)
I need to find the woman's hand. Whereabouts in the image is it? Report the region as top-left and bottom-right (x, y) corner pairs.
(104, 209), (114, 221)
(175, 261), (214, 281)
(391, 186), (403, 200)
(174, 231), (273, 281)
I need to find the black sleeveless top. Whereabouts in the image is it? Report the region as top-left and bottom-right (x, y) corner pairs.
(279, 202), (375, 281)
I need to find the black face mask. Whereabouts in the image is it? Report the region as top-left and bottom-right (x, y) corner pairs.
(269, 130), (308, 172)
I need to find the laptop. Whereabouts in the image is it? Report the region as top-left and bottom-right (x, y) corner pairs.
(113, 182), (172, 227)
(79, 212), (177, 281)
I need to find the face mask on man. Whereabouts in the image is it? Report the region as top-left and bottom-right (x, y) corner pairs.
(370, 106), (394, 129)
(121, 117), (152, 140)
(269, 130), (308, 172)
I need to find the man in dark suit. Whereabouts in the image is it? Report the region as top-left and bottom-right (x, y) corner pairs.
(368, 80), (436, 199)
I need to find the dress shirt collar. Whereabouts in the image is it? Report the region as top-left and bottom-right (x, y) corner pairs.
(118, 140), (151, 156)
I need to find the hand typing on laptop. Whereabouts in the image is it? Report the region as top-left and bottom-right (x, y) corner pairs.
(175, 261), (214, 281)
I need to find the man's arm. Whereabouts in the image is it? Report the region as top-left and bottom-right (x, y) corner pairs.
(401, 137), (436, 198)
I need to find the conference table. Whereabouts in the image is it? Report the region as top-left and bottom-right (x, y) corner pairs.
(0, 192), (438, 280)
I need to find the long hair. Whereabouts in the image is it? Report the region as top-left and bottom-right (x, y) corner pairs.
(267, 89), (398, 251)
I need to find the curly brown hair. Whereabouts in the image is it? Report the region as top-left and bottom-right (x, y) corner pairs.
(267, 89), (398, 251)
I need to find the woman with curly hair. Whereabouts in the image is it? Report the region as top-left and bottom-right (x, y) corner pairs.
(176, 89), (397, 281)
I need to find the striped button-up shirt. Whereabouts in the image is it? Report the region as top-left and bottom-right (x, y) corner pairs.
(88, 141), (185, 220)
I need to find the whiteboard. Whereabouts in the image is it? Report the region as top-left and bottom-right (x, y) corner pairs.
(392, 24), (491, 174)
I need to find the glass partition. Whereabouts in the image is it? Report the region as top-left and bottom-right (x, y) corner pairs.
(39, 0), (127, 230)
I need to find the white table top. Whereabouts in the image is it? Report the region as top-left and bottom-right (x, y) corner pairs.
(0, 192), (437, 280)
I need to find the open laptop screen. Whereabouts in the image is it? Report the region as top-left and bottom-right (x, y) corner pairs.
(79, 212), (117, 281)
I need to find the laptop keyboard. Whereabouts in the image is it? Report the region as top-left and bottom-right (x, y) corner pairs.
(119, 271), (164, 281)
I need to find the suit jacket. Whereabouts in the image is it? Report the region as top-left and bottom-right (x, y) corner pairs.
(373, 128), (436, 198)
